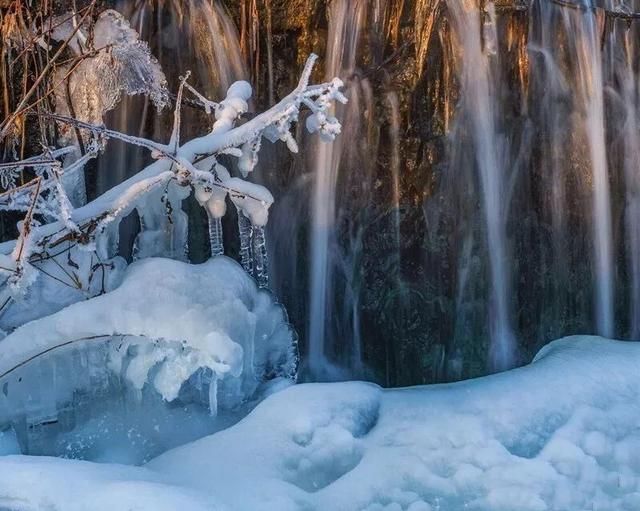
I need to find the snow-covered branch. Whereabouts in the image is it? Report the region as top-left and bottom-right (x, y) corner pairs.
(0, 52), (346, 302)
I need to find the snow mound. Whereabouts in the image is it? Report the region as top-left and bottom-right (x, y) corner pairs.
(2, 336), (640, 510)
(0, 257), (297, 408)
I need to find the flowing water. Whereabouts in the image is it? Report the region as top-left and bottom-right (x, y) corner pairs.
(604, 9), (640, 338)
(306, 0), (367, 379)
(446, 0), (517, 371)
(529, 0), (615, 338)
(565, 3), (614, 338)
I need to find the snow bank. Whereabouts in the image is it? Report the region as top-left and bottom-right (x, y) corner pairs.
(2, 336), (640, 510)
(0, 256), (296, 408)
(0, 456), (223, 511)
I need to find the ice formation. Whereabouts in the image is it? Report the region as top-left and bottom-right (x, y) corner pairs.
(0, 256), (297, 415)
(0, 255), (297, 464)
(194, 160), (231, 257)
(50, 9), (168, 133)
(0, 45), (344, 467)
(1, 336), (639, 510)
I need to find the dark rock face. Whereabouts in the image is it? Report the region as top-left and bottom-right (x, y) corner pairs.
(252, 0), (640, 385)
(255, 0), (524, 384)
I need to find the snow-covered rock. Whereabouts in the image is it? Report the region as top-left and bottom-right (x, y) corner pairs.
(2, 336), (640, 510)
(0, 256), (297, 409)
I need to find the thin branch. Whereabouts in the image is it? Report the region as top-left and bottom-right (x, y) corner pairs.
(30, 260), (80, 289)
(183, 82), (219, 114)
(41, 113), (168, 155)
(169, 72), (190, 153)
(14, 176), (41, 263)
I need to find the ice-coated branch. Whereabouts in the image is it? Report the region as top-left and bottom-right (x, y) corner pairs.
(297, 53), (318, 91)
(0, 147), (75, 191)
(169, 73), (191, 153)
(0, 144), (101, 227)
(2, 177), (44, 305)
(0, 53), (346, 297)
(184, 82), (220, 114)
(95, 171), (175, 235)
(44, 113), (170, 158)
(37, 53), (345, 226)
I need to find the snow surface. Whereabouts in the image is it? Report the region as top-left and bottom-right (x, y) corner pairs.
(2, 336), (640, 510)
(0, 456), (224, 511)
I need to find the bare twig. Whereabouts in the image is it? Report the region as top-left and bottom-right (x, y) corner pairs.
(0, 0), (97, 142)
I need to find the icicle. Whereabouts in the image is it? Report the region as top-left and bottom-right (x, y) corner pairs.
(252, 224), (269, 288)
(237, 208), (254, 274)
(208, 375), (218, 417)
(194, 163), (230, 259)
(482, 2), (498, 57)
(131, 209), (143, 261)
(208, 214), (224, 257)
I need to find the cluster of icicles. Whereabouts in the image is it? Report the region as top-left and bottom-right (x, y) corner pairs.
(194, 167), (271, 289)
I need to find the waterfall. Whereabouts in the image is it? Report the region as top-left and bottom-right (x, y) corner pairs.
(528, 1), (571, 335)
(83, 0), (640, 384)
(533, 1), (614, 337)
(572, 6), (614, 338)
(605, 11), (640, 338)
(307, 0), (366, 378)
(446, 0), (516, 371)
(192, 0), (248, 96)
(387, 91), (402, 253)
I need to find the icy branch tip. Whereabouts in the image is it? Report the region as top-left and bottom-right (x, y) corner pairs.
(298, 54), (319, 91)
(226, 81), (253, 101)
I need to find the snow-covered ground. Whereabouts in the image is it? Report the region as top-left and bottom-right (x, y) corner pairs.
(2, 336), (640, 510)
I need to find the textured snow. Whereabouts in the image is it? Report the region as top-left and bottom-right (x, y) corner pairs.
(227, 177), (274, 226)
(2, 336), (640, 510)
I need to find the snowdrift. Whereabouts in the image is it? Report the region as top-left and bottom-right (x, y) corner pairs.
(2, 336), (640, 510)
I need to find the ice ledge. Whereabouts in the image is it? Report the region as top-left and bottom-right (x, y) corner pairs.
(0, 256), (297, 399)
